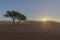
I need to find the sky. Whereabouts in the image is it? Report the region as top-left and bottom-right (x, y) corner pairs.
(0, 0), (60, 22)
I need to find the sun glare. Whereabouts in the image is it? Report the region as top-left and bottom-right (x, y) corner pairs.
(42, 18), (48, 21)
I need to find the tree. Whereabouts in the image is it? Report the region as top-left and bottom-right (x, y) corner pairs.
(4, 11), (27, 25)
(4, 11), (19, 25)
(17, 14), (27, 23)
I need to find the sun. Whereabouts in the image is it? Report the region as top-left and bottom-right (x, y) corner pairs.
(42, 18), (48, 21)
(37, 17), (51, 21)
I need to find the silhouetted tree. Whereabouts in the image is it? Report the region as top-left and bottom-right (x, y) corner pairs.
(4, 11), (27, 25)
(4, 11), (19, 25)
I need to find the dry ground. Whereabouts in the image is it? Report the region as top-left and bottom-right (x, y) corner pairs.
(0, 21), (60, 40)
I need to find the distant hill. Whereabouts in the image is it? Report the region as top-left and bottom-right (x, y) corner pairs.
(0, 21), (60, 32)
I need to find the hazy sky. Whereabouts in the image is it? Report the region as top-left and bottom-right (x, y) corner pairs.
(0, 0), (60, 21)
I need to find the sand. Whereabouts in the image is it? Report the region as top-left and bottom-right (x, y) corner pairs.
(0, 21), (60, 40)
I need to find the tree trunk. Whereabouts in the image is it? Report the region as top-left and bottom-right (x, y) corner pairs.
(13, 18), (15, 25)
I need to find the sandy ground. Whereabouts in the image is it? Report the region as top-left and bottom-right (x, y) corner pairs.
(0, 21), (60, 40)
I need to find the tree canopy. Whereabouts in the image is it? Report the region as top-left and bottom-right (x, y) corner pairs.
(4, 11), (27, 25)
